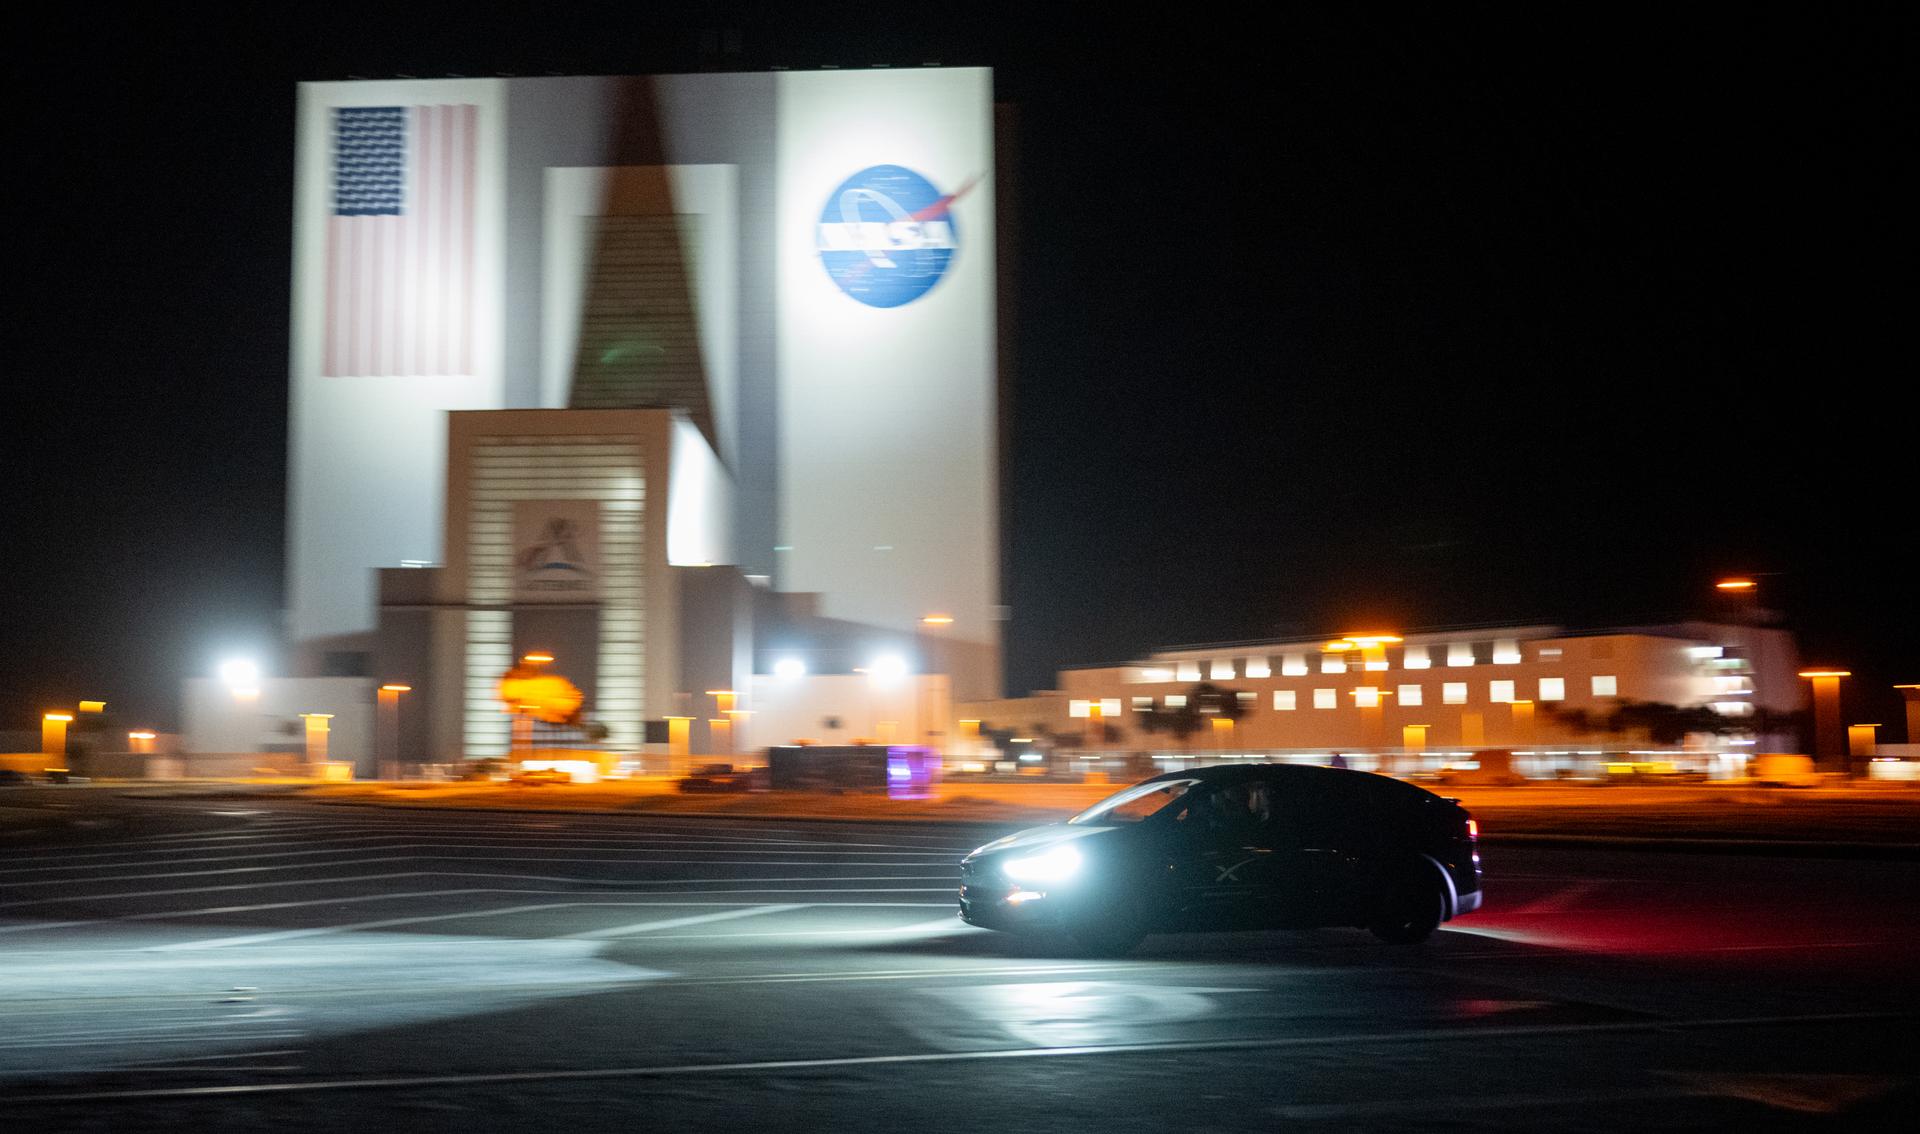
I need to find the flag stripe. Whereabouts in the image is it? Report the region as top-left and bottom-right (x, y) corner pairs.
(323, 104), (476, 377)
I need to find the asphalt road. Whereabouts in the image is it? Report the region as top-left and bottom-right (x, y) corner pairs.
(1, 797), (1915, 1131)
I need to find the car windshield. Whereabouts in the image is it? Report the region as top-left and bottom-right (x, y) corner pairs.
(1066, 778), (1201, 825)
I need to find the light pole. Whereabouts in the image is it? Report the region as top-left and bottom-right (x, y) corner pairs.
(378, 684), (411, 780)
(1848, 724), (1880, 766)
(1798, 669), (1851, 775)
(41, 713), (72, 759)
(299, 713), (334, 771)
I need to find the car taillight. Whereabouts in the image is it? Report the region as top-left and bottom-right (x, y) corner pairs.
(1465, 818), (1479, 840)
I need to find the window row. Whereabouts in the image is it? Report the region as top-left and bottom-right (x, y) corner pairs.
(1081, 675), (1619, 717)
(1136, 638), (1604, 682)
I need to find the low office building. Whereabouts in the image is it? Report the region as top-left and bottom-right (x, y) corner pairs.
(960, 622), (1800, 772)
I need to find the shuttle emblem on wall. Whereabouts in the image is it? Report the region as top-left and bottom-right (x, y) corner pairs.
(816, 165), (973, 307)
(512, 500), (599, 602)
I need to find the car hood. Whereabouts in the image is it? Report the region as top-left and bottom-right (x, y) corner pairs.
(963, 823), (1116, 864)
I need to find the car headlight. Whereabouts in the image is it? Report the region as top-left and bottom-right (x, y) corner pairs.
(1001, 844), (1082, 883)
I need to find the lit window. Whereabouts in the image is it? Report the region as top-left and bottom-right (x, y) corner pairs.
(1592, 675), (1617, 697)
(1353, 687), (1381, 708)
(1490, 680), (1516, 704)
(1165, 694), (1187, 708)
(1365, 657), (1389, 672)
(1539, 677), (1565, 701)
(1321, 655), (1348, 674)
(1402, 646), (1431, 670)
(1210, 659), (1235, 680)
(1538, 647), (1563, 659)
(1138, 667), (1173, 683)
(1443, 682), (1467, 705)
(1235, 691), (1255, 704)
(1068, 699), (1091, 718)
(1244, 657), (1271, 678)
(1176, 662), (1201, 682)
(1398, 684), (1423, 707)
(1132, 696), (1154, 711)
(1313, 688), (1336, 710)
(1493, 638), (1522, 664)
(1447, 643), (1475, 668)
(1274, 690), (1297, 710)
(1100, 698), (1122, 716)
(1687, 646), (1725, 660)
(1280, 653), (1309, 676)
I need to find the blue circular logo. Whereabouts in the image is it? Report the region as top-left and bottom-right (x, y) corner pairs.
(816, 165), (963, 308)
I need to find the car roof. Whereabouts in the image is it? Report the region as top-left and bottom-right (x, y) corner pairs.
(1140, 762), (1447, 803)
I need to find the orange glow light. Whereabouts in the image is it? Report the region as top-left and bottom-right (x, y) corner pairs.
(79, 700), (106, 713)
(1716, 579), (1757, 591)
(380, 683), (412, 693)
(921, 614), (955, 625)
(522, 652), (555, 664)
(128, 731), (157, 740)
(44, 713), (73, 722)
(1798, 670), (1852, 679)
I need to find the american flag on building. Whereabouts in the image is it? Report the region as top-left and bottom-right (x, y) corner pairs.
(325, 105), (477, 377)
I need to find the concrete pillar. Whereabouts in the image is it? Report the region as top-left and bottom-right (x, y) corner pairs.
(1897, 686), (1920, 744)
(1803, 673), (1848, 773)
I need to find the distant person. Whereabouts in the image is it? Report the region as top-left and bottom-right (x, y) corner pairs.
(1329, 753), (1349, 770)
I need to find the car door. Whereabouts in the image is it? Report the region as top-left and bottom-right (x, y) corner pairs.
(1268, 778), (1372, 923)
(1160, 780), (1304, 929)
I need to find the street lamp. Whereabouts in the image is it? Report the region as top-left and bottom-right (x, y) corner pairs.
(1798, 669), (1851, 774)
(378, 684), (411, 780)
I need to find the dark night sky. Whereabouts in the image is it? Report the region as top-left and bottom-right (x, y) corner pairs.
(4, 5), (1912, 733)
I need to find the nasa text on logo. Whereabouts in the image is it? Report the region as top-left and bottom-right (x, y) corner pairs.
(817, 165), (975, 308)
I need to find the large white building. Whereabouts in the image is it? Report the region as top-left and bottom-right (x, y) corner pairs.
(276, 68), (1002, 762)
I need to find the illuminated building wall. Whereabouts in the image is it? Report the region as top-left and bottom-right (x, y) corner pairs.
(959, 623), (1803, 760)
(289, 70), (999, 698)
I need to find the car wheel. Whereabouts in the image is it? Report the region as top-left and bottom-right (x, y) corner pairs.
(1369, 874), (1446, 944)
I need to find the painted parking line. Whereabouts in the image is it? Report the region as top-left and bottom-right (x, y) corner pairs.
(570, 904), (810, 940)
(0, 872), (957, 909)
(0, 843), (959, 875)
(0, 856), (956, 886)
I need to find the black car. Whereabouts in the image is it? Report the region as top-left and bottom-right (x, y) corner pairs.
(959, 763), (1482, 953)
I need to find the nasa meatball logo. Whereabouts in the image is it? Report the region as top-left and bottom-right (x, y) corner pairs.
(817, 165), (975, 308)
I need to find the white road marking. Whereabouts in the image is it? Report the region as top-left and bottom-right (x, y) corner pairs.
(0, 893), (954, 940)
(570, 904), (808, 939)
(0, 872), (956, 909)
(0, 855), (956, 885)
(0, 843), (957, 874)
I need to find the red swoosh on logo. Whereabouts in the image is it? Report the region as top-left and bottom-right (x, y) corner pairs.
(909, 174), (980, 222)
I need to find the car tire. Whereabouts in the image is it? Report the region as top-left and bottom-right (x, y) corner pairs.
(1369, 874), (1446, 944)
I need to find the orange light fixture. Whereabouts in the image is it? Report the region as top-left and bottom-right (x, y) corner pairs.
(522, 652), (555, 665)
(921, 614), (954, 625)
(1716, 578), (1757, 591)
(44, 713), (74, 723)
(1798, 669), (1852, 679)
(380, 683), (412, 693)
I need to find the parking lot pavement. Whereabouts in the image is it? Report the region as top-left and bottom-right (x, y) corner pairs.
(2, 800), (1915, 1130)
